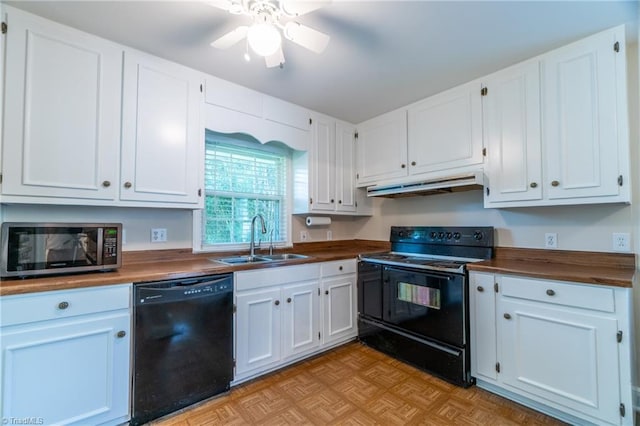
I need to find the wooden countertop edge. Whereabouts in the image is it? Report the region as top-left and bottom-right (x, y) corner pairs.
(480, 247), (636, 288)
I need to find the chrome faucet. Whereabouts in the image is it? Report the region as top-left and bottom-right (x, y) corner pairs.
(250, 214), (267, 259)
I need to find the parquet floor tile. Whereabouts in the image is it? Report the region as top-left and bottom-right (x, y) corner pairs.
(151, 342), (567, 426)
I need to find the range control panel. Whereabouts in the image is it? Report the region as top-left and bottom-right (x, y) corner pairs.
(390, 226), (494, 247)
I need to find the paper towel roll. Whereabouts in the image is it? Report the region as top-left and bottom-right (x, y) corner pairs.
(305, 216), (331, 226)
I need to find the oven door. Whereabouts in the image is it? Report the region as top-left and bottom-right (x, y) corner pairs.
(383, 266), (465, 347)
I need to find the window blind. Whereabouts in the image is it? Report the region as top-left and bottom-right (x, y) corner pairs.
(203, 139), (288, 246)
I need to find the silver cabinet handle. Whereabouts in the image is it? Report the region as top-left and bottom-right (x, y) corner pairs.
(546, 289), (556, 296)
(477, 286), (484, 292)
(274, 300), (280, 306)
(58, 301), (69, 310)
(503, 313), (511, 320)
(124, 181), (132, 189)
(116, 330), (126, 338)
(102, 180), (111, 188)
(530, 182), (538, 188)
(551, 180), (560, 187)
(287, 298), (292, 303)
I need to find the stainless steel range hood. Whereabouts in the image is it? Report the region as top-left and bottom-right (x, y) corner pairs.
(366, 170), (484, 198)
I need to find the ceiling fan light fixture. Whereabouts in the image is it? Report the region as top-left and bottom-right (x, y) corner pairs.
(247, 22), (282, 57)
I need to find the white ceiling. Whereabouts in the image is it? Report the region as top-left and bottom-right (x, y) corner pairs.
(5, 1), (638, 123)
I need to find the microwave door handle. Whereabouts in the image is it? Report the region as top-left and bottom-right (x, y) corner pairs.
(97, 228), (104, 266)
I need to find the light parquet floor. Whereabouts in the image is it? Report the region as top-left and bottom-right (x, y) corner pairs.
(151, 342), (566, 426)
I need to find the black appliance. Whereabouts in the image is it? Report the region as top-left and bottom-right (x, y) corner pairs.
(132, 274), (234, 425)
(358, 226), (493, 387)
(1, 222), (121, 278)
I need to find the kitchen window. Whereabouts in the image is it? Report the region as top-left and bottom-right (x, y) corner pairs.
(196, 131), (291, 251)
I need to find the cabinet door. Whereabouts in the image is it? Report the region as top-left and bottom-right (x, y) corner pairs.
(322, 274), (357, 345)
(469, 272), (498, 382)
(483, 60), (542, 204)
(543, 27), (626, 201)
(235, 288), (281, 376)
(356, 109), (407, 186)
(407, 80), (483, 175)
(335, 122), (357, 213)
(499, 298), (621, 425)
(310, 115), (336, 211)
(282, 281), (320, 359)
(121, 50), (203, 205)
(1, 312), (130, 425)
(2, 7), (121, 201)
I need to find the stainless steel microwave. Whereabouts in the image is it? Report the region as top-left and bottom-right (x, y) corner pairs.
(1, 223), (122, 278)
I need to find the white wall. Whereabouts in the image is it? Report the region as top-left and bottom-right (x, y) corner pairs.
(2, 205), (193, 251)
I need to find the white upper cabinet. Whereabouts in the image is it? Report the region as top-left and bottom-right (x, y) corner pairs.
(483, 60), (542, 204)
(294, 115), (371, 215)
(543, 26), (628, 202)
(121, 50), (203, 206)
(355, 109), (408, 186)
(484, 25), (629, 207)
(2, 6), (122, 201)
(310, 114), (336, 211)
(335, 122), (358, 213)
(407, 80), (483, 175)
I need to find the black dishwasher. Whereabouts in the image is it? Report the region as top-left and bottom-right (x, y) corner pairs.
(131, 274), (233, 425)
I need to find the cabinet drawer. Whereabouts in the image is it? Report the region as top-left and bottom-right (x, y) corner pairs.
(500, 276), (614, 313)
(321, 259), (357, 277)
(1, 284), (131, 327)
(235, 264), (320, 291)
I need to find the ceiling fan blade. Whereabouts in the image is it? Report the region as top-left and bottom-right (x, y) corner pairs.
(280, 0), (331, 17)
(283, 22), (330, 54)
(206, 0), (245, 14)
(210, 26), (249, 49)
(265, 47), (285, 68)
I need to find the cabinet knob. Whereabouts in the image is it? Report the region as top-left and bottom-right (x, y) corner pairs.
(477, 286), (484, 292)
(124, 181), (132, 189)
(551, 180), (560, 187)
(331, 199), (335, 203)
(546, 289), (556, 296)
(411, 161), (416, 166)
(102, 180), (111, 188)
(339, 266), (343, 271)
(58, 301), (69, 310)
(530, 182), (538, 188)
(338, 200), (342, 204)
(116, 330), (127, 338)
(275, 300), (280, 306)
(401, 164), (406, 169)
(325, 290), (329, 295)
(287, 297), (292, 303)
(503, 313), (512, 320)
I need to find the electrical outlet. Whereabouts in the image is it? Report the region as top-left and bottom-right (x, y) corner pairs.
(151, 228), (167, 243)
(612, 233), (631, 252)
(327, 230), (332, 241)
(545, 233), (558, 249)
(300, 230), (308, 242)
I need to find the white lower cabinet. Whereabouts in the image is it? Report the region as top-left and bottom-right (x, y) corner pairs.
(470, 272), (633, 425)
(234, 260), (357, 383)
(0, 284), (131, 426)
(321, 259), (357, 346)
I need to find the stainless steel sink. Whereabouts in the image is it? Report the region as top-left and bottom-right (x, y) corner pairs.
(261, 253), (309, 261)
(211, 253), (308, 265)
(212, 256), (272, 265)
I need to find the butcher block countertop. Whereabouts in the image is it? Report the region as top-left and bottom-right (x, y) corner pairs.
(467, 247), (636, 288)
(0, 240), (390, 296)
(1, 242), (635, 296)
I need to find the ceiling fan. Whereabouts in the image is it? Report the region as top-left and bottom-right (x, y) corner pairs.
(209, 0), (331, 68)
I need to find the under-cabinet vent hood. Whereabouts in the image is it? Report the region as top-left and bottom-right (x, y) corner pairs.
(366, 171), (484, 198)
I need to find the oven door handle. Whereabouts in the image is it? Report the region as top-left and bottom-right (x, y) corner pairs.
(384, 267), (452, 281)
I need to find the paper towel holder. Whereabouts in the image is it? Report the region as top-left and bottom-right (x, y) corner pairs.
(305, 216), (331, 227)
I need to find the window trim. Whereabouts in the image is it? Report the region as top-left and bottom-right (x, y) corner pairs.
(193, 134), (294, 253)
